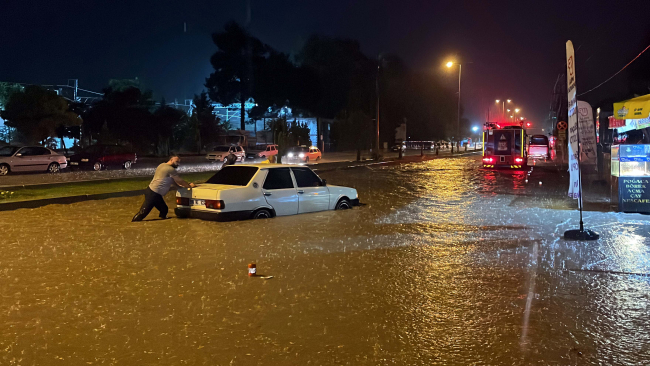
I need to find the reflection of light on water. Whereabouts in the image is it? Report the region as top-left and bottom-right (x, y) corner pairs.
(608, 232), (650, 274)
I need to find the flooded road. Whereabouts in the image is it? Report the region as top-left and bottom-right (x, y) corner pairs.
(1, 156), (649, 365)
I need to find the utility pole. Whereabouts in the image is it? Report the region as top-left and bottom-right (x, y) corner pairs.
(457, 63), (461, 142)
(375, 55), (381, 160)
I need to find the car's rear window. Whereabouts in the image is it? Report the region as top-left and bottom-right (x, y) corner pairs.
(0, 146), (18, 156)
(530, 136), (548, 145)
(206, 166), (259, 186)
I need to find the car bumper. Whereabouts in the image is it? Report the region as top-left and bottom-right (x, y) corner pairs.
(351, 198), (360, 206)
(175, 207), (253, 221)
(67, 161), (95, 168)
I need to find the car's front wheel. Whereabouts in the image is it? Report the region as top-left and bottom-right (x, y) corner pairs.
(335, 198), (351, 210)
(48, 162), (61, 174)
(252, 208), (272, 219)
(0, 164), (10, 176)
(93, 162), (103, 171)
(123, 160), (132, 170)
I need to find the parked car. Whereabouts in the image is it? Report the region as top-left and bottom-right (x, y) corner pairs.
(528, 135), (550, 159)
(206, 145), (245, 162)
(390, 143), (406, 152)
(175, 164), (359, 221)
(283, 146), (322, 163)
(245, 144), (278, 161)
(67, 145), (136, 171)
(0, 146), (68, 175)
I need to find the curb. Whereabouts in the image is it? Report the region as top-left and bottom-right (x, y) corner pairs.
(0, 189), (146, 212)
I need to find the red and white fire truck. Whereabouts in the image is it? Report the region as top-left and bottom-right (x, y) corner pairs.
(481, 122), (528, 169)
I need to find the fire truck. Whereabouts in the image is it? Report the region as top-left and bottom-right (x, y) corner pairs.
(481, 122), (528, 169)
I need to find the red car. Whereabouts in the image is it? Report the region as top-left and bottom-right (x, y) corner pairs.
(68, 145), (137, 171)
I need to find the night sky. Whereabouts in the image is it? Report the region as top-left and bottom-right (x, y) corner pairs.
(2, 0), (649, 131)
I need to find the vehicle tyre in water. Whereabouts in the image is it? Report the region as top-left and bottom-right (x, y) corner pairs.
(123, 160), (132, 170)
(0, 164), (10, 176)
(252, 208), (272, 219)
(48, 163), (60, 173)
(335, 198), (351, 210)
(176, 210), (190, 219)
(93, 162), (103, 171)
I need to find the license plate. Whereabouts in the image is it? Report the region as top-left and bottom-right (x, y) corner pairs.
(69, 162), (78, 165)
(191, 199), (205, 206)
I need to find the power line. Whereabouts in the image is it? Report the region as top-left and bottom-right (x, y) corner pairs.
(578, 42), (650, 97)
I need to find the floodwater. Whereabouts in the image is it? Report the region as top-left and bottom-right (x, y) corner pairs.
(1, 156), (649, 365)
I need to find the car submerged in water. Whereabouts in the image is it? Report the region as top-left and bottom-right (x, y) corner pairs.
(175, 164), (359, 221)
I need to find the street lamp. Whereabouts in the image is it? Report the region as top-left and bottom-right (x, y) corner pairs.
(472, 126), (479, 132)
(446, 61), (461, 142)
(496, 99), (512, 121)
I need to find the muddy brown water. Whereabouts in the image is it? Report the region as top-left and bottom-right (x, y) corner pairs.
(1, 156), (649, 365)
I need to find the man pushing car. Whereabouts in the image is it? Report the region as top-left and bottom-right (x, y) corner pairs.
(132, 154), (196, 221)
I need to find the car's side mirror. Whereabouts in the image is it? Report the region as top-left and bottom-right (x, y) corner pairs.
(321, 179), (327, 186)
(15, 153), (22, 157)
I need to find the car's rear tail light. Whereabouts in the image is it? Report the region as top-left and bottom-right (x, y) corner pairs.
(515, 157), (523, 163)
(205, 200), (225, 210)
(176, 197), (190, 206)
(483, 157), (494, 163)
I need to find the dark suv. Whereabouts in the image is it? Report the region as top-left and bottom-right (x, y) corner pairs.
(68, 145), (137, 171)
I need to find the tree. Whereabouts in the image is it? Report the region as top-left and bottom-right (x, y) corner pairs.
(206, 21), (267, 130)
(269, 118), (311, 163)
(0, 83), (23, 108)
(298, 35), (375, 119)
(330, 110), (373, 155)
(192, 92), (223, 152)
(83, 84), (156, 151)
(153, 100), (187, 156)
(1, 85), (81, 144)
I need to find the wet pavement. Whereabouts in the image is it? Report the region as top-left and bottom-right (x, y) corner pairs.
(1, 155), (649, 365)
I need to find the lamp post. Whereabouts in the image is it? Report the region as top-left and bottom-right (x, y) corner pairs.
(495, 99), (512, 121)
(447, 61), (461, 143)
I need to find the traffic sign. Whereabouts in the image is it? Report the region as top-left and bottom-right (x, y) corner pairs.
(557, 121), (568, 131)
(558, 130), (567, 140)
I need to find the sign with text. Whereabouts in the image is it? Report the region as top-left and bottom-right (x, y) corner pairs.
(577, 101), (597, 165)
(566, 40), (580, 200)
(608, 115), (626, 128)
(619, 177), (650, 213)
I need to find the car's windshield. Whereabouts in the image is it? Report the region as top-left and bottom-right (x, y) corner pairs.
(288, 146), (308, 152)
(206, 166), (259, 186)
(213, 146), (230, 152)
(0, 146), (18, 157)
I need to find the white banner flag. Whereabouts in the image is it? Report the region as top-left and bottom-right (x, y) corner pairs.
(566, 40), (580, 200)
(577, 101), (597, 165)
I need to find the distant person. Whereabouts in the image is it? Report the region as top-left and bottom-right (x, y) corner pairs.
(132, 154), (195, 221)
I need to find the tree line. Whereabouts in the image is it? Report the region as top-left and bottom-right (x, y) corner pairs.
(1, 21), (462, 154)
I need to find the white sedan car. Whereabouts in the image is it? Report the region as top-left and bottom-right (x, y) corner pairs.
(175, 164), (359, 221)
